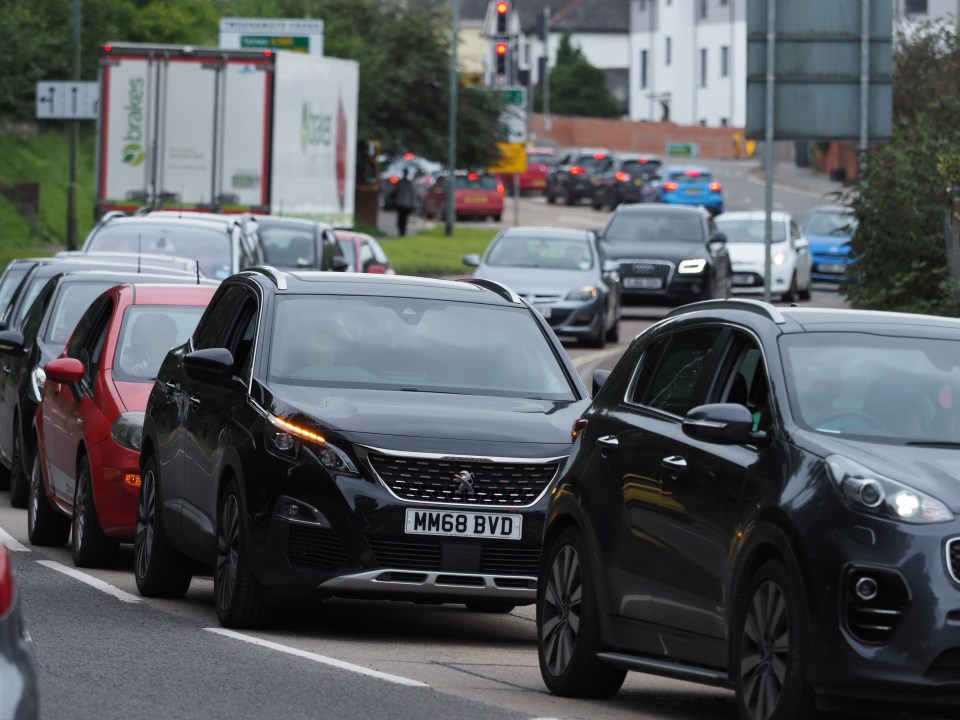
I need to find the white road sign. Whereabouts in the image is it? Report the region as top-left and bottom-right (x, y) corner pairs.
(497, 86), (527, 144)
(36, 81), (99, 120)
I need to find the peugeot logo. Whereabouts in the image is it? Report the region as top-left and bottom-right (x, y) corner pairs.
(454, 470), (476, 499)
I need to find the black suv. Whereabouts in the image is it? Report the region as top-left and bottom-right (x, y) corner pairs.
(135, 268), (590, 628)
(545, 148), (612, 206)
(250, 215), (349, 272)
(537, 300), (960, 719)
(590, 153), (662, 211)
(600, 204), (731, 305)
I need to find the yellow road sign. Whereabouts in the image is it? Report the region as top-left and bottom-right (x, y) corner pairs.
(488, 142), (527, 175)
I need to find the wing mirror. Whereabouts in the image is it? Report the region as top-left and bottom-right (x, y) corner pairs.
(592, 369), (611, 397)
(708, 232), (727, 248)
(682, 403), (767, 445)
(331, 256), (350, 272)
(463, 253), (481, 267)
(0, 329), (25, 356)
(184, 347), (236, 383)
(44, 357), (85, 384)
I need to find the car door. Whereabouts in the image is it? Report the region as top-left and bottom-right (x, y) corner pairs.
(43, 296), (113, 504)
(180, 284), (260, 561)
(791, 220), (812, 286)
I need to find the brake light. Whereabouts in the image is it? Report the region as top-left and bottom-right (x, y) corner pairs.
(468, 172), (479, 180)
(615, 172), (631, 183)
(497, 182), (505, 194)
(264, 50), (272, 57)
(403, 152), (415, 160)
(104, 44), (112, 53)
(684, 169), (702, 177)
(389, 176), (399, 184)
(572, 418), (588, 441)
(570, 166), (585, 175)
(593, 153), (608, 160)
(0, 546), (12, 616)
(709, 181), (722, 191)
(664, 181), (679, 191)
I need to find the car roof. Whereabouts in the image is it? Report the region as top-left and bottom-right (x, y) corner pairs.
(612, 203), (708, 216)
(333, 230), (376, 242)
(27, 258), (197, 280)
(117, 282), (220, 304)
(716, 210), (791, 222)
(49, 269), (217, 286)
(255, 215), (332, 231)
(497, 226), (593, 240)
(103, 214), (237, 231)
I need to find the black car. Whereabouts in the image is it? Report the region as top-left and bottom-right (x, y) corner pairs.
(537, 299), (960, 719)
(600, 204), (731, 305)
(0, 260), (204, 507)
(135, 268), (590, 628)
(251, 215), (350, 272)
(545, 148), (612, 206)
(590, 153), (662, 211)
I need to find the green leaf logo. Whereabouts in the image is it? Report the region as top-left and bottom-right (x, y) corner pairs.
(123, 143), (144, 167)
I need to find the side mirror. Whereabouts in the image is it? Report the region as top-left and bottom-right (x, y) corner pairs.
(183, 348), (235, 383)
(0, 329), (25, 356)
(682, 403), (766, 445)
(463, 253), (481, 267)
(44, 357), (85, 384)
(592, 369), (611, 397)
(603, 259), (620, 274)
(331, 256), (350, 272)
(708, 232), (727, 248)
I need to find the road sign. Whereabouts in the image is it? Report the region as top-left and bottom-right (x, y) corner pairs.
(36, 81), (99, 120)
(666, 142), (700, 158)
(219, 17), (324, 56)
(496, 85), (527, 144)
(488, 142), (527, 175)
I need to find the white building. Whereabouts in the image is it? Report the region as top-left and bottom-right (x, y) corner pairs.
(627, 0), (958, 129)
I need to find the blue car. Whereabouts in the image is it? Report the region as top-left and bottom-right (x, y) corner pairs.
(801, 204), (858, 283)
(658, 165), (723, 215)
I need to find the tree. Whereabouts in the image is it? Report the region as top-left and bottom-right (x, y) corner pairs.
(533, 31), (619, 118)
(846, 20), (960, 315)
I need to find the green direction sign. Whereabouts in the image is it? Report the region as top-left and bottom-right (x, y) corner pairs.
(241, 35), (310, 53)
(666, 142), (700, 158)
(499, 86), (526, 106)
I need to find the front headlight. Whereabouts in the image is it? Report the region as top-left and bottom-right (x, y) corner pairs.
(30, 366), (46, 402)
(266, 414), (358, 474)
(111, 411), (145, 451)
(566, 285), (598, 301)
(773, 252), (786, 266)
(677, 259), (707, 274)
(826, 454), (953, 524)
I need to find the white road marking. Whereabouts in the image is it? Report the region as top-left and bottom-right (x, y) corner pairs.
(0, 525), (29, 552)
(205, 627), (430, 687)
(36, 560), (142, 603)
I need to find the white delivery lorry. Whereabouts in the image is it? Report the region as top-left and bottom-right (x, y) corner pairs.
(95, 42), (359, 227)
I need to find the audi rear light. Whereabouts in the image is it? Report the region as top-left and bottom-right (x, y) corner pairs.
(709, 181), (722, 191)
(615, 171), (631, 183)
(570, 166), (585, 175)
(664, 181), (679, 191)
(0, 546), (12, 616)
(572, 418), (588, 441)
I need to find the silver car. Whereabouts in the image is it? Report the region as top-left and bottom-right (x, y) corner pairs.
(0, 543), (39, 719)
(464, 227), (622, 348)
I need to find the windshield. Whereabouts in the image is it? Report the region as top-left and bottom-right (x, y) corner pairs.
(528, 153), (555, 166)
(259, 227), (317, 269)
(268, 295), (574, 400)
(87, 225), (232, 279)
(667, 169), (712, 182)
(622, 160), (661, 178)
(715, 218), (787, 243)
(603, 210), (703, 243)
(113, 305), (206, 382)
(803, 210), (858, 237)
(574, 155), (609, 172)
(45, 281), (120, 349)
(486, 235), (593, 270)
(782, 332), (960, 442)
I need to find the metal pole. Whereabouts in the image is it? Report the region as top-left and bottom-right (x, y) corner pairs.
(763, 0), (775, 304)
(67, 0), (81, 250)
(859, 0), (870, 180)
(445, 0), (460, 237)
(513, 172), (519, 226)
(543, 8), (551, 133)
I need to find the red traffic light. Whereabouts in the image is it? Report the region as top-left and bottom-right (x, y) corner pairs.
(496, 1), (509, 13)
(495, 42), (508, 55)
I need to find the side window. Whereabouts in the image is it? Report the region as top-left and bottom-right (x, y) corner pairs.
(193, 286), (248, 350)
(369, 239), (388, 266)
(19, 282), (54, 346)
(360, 240), (376, 272)
(222, 296), (258, 381)
(719, 335), (773, 432)
(66, 296), (112, 395)
(638, 327), (722, 415)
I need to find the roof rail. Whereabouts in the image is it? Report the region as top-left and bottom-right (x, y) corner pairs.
(459, 277), (521, 304)
(242, 265), (287, 290)
(98, 210), (129, 224)
(665, 298), (787, 324)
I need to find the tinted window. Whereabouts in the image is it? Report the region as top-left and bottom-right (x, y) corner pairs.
(622, 160), (661, 177)
(193, 285), (247, 350)
(486, 235), (593, 270)
(15, 276), (49, 328)
(45, 282), (119, 349)
(668, 169), (712, 182)
(604, 210), (705, 243)
(0, 265), (31, 315)
(335, 239), (357, 271)
(88, 224), (232, 278)
(574, 154), (610, 172)
(259, 226), (317, 269)
(268, 295), (574, 400)
(639, 327), (721, 415)
(528, 153), (556, 165)
(114, 305), (207, 382)
(453, 175), (497, 190)
(714, 218), (787, 243)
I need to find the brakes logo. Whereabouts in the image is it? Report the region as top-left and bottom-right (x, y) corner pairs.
(122, 78), (145, 167)
(300, 101), (333, 153)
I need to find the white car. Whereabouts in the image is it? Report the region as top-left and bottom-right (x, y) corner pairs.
(714, 210), (813, 302)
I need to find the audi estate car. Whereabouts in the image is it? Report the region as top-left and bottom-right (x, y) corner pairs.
(135, 268), (590, 628)
(537, 299), (960, 720)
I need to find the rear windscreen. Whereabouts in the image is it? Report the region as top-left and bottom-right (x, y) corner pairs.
(454, 176), (497, 190)
(87, 225), (232, 279)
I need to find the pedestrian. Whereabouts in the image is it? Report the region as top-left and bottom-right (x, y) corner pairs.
(394, 167), (415, 237)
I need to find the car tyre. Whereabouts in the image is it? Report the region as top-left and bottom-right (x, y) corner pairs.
(134, 453), (192, 598)
(464, 601), (516, 613)
(605, 315), (620, 343)
(565, 188), (576, 206)
(538, 526), (626, 698)
(27, 450), (70, 546)
(731, 559), (816, 720)
(493, 214), (502, 222)
(781, 273), (798, 303)
(546, 190), (556, 205)
(72, 455), (119, 568)
(215, 480), (273, 629)
(798, 281), (812, 301)
(8, 421), (28, 508)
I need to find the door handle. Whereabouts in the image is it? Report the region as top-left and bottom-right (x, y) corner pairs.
(163, 381), (178, 398)
(596, 435), (618, 458)
(188, 396), (201, 406)
(1, 365), (9, 374)
(661, 455), (687, 471)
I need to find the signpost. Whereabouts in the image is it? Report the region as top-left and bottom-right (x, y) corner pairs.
(35, 81), (99, 120)
(495, 86), (527, 226)
(219, 18), (324, 56)
(489, 142), (527, 175)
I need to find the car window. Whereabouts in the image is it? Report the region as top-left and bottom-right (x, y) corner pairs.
(717, 336), (773, 433)
(668, 169), (712, 182)
(15, 276), (49, 328)
(259, 226), (317, 269)
(803, 210), (858, 237)
(114, 305), (207, 382)
(268, 295), (575, 400)
(575, 154), (609, 172)
(67, 297), (113, 393)
(714, 218), (787, 243)
(335, 239), (357, 271)
(603, 210), (705, 243)
(453, 175), (497, 190)
(621, 160), (661, 178)
(367, 238), (389, 266)
(487, 235), (593, 270)
(527, 152), (555, 165)
(45, 282), (119, 349)
(87, 224), (232, 278)
(193, 286), (248, 350)
(0, 265), (31, 316)
(638, 327), (722, 415)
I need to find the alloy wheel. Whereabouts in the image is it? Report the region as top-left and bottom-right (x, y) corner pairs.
(739, 579), (790, 720)
(27, 456), (40, 533)
(135, 469), (156, 578)
(73, 470), (88, 553)
(541, 544), (582, 677)
(216, 494), (241, 612)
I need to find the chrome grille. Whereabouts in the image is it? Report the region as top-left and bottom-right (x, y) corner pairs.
(365, 450), (561, 507)
(618, 260), (672, 282)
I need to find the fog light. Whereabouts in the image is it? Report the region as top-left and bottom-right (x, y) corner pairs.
(854, 575), (879, 602)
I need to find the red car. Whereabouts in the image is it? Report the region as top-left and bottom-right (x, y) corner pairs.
(32, 283), (217, 567)
(333, 230), (395, 274)
(499, 147), (556, 195)
(422, 171), (505, 222)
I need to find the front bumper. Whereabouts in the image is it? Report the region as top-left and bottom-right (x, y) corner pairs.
(532, 298), (605, 340)
(91, 440), (141, 541)
(729, 263), (794, 295)
(811, 255), (854, 282)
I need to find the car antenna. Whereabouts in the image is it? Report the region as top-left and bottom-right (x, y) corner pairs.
(195, 260), (200, 284)
(137, 235), (142, 273)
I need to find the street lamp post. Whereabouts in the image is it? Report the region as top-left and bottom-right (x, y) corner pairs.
(445, 0), (460, 237)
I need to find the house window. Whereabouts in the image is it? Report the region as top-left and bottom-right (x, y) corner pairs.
(640, 50), (648, 88)
(721, 45), (729, 77)
(700, 48), (708, 87)
(700, 0), (708, 18)
(905, 0), (927, 13)
(666, 37), (672, 65)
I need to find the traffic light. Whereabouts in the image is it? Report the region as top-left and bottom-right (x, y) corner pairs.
(496, 2), (509, 34)
(495, 42), (508, 76)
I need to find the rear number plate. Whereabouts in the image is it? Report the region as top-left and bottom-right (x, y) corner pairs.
(623, 276), (663, 289)
(405, 509), (522, 540)
(732, 274), (754, 285)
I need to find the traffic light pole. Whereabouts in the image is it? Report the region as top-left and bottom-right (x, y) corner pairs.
(445, 0), (460, 237)
(67, 0), (81, 250)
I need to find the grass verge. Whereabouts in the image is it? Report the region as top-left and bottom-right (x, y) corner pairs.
(381, 225), (497, 276)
